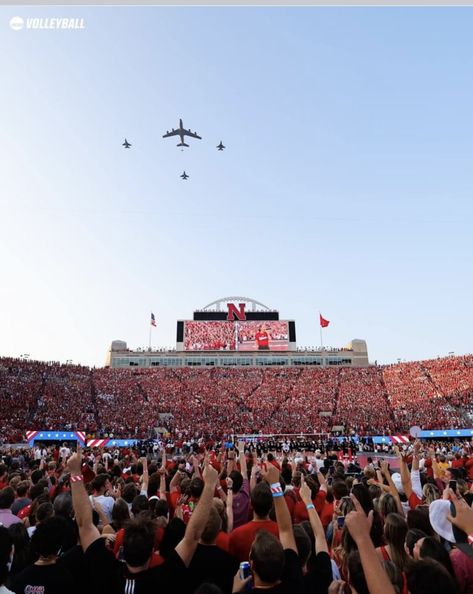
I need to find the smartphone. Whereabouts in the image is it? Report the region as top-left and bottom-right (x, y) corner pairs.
(449, 480), (457, 493)
(337, 515), (345, 529)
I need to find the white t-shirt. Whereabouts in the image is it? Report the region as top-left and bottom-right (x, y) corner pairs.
(59, 447), (71, 459)
(90, 495), (115, 522)
(0, 585), (15, 594)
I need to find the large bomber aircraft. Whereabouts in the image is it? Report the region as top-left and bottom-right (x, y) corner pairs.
(163, 119), (202, 148)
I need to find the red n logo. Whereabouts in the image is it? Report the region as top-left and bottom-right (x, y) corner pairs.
(227, 303), (246, 321)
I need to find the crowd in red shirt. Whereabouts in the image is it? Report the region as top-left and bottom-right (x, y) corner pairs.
(0, 355), (472, 443)
(184, 322), (236, 351)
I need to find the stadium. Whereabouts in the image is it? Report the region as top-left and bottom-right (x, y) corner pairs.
(1, 296), (472, 449)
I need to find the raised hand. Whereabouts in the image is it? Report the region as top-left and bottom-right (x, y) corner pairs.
(300, 475), (312, 505)
(345, 494), (373, 545)
(380, 460), (389, 475)
(232, 567), (251, 593)
(202, 461), (218, 487)
(413, 440), (422, 455)
(67, 445), (82, 476)
(447, 490), (473, 535)
(263, 462), (280, 486)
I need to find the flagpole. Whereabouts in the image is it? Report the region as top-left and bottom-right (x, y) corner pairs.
(319, 311), (322, 347)
(149, 322), (152, 351)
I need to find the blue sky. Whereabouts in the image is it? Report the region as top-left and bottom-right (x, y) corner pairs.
(1, 7), (472, 366)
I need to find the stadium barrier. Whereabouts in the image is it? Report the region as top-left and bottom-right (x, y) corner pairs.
(26, 430), (86, 447)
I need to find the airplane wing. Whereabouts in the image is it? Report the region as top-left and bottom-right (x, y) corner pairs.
(163, 130), (180, 138)
(183, 129), (202, 139)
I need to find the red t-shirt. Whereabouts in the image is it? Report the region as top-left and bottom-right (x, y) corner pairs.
(293, 491), (327, 524)
(215, 530), (230, 552)
(424, 458), (434, 479)
(408, 492), (422, 509)
(284, 490), (298, 520)
(229, 520), (279, 562)
(465, 458), (473, 480)
(114, 526), (165, 557)
(320, 500), (334, 529)
(255, 332), (269, 348)
(167, 491), (180, 517)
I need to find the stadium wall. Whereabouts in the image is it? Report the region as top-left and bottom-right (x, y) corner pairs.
(106, 338), (369, 368)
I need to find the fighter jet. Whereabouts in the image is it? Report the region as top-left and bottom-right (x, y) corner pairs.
(217, 141), (225, 151)
(122, 139), (132, 148)
(163, 119), (202, 147)
(180, 171), (189, 180)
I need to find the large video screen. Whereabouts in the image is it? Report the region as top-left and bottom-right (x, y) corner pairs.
(184, 322), (236, 351)
(184, 321), (289, 352)
(237, 321), (289, 351)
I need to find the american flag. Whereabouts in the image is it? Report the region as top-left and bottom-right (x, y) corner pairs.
(151, 313), (157, 327)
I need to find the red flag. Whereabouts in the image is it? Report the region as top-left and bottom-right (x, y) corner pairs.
(320, 314), (330, 328)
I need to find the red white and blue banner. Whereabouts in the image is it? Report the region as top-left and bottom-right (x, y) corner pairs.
(87, 438), (138, 448)
(372, 429), (473, 444)
(26, 430), (86, 446)
(372, 435), (410, 445)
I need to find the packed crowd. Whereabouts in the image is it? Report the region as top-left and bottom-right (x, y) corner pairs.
(0, 355), (472, 443)
(334, 368), (394, 435)
(2, 438), (473, 593)
(184, 322), (236, 351)
(384, 358), (473, 431)
(0, 359), (46, 444)
(35, 366), (96, 433)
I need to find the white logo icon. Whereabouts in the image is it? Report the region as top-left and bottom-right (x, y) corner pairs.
(10, 16), (24, 30)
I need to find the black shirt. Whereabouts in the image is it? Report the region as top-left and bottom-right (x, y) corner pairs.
(252, 549), (304, 594)
(188, 543), (239, 594)
(11, 562), (77, 594)
(84, 536), (187, 594)
(58, 544), (88, 591)
(303, 551), (333, 594)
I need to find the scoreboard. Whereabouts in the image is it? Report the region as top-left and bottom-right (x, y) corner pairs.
(176, 298), (296, 352)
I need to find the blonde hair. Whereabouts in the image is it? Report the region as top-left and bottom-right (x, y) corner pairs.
(422, 483), (440, 505)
